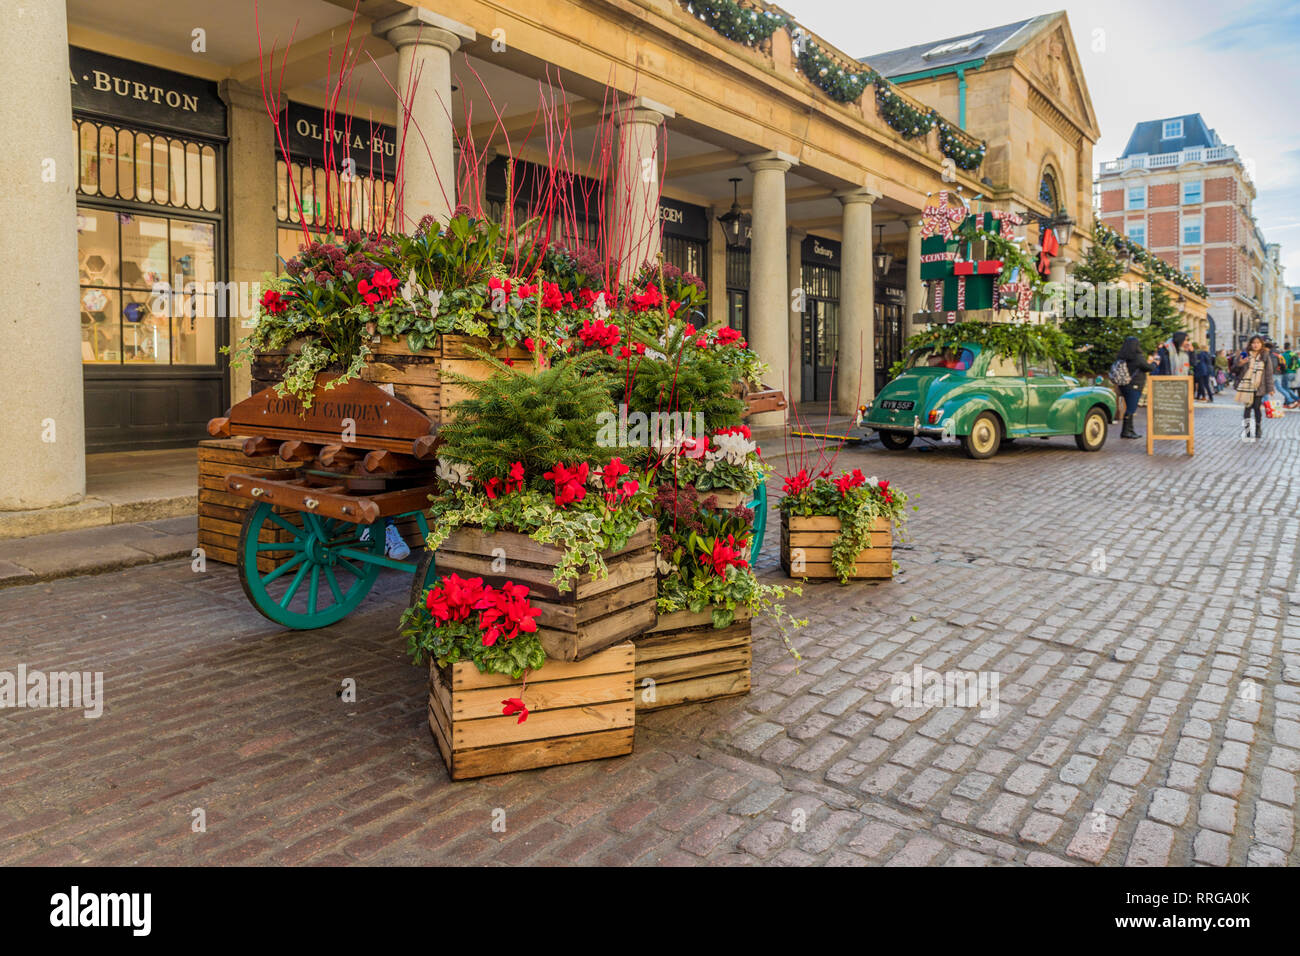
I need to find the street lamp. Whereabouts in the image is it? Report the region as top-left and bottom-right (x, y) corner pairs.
(718, 178), (751, 249)
(1038, 208), (1075, 247)
(873, 224), (893, 280)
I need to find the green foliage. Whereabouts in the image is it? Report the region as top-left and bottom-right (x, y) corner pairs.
(778, 472), (913, 584)
(424, 484), (653, 593)
(896, 321), (1080, 377)
(685, 0), (789, 47)
(398, 605), (546, 680)
(1059, 241), (1173, 378)
(437, 357), (619, 481)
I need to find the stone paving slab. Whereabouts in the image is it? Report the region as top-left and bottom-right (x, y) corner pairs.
(0, 411), (1296, 865)
(0, 516), (195, 586)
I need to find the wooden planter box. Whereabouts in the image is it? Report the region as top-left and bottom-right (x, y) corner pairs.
(435, 518), (657, 662)
(428, 641), (635, 780)
(250, 333), (532, 423)
(780, 514), (893, 580)
(634, 608), (751, 711)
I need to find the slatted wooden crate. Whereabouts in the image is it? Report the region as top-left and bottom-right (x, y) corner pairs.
(634, 608), (751, 711)
(780, 514), (893, 580)
(199, 439), (428, 570)
(198, 439), (296, 572)
(254, 335), (532, 421)
(434, 519), (657, 662)
(428, 641), (635, 779)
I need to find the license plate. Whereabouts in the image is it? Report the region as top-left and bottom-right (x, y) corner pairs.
(880, 400), (914, 411)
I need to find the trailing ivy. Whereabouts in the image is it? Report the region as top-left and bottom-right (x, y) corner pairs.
(680, 0), (788, 47)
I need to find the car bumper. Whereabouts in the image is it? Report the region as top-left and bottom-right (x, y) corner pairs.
(869, 423), (946, 439)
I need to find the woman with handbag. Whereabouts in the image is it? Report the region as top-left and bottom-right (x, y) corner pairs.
(1114, 336), (1155, 439)
(1233, 335), (1274, 440)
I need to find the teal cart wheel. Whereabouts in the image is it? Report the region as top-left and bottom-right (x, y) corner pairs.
(237, 502), (385, 629)
(746, 480), (768, 565)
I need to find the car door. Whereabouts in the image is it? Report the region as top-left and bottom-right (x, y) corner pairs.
(980, 351), (1027, 434)
(1025, 354), (1070, 432)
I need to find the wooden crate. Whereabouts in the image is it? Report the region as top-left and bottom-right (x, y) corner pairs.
(252, 334), (532, 423)
(435, 519), (657, 662)
(198, 439), (296, 572)
(780, 514), (893, 580)
(634, 608), (751, 711)
(428, 641), (635, 780)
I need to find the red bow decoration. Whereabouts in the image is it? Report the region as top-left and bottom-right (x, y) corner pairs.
(1037, 225), (1060, 277)
(991, 210), (1024, 241)
(921, 191), (966, 241)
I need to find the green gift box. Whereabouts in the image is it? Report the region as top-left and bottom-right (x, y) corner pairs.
(920, 235), (959, 280)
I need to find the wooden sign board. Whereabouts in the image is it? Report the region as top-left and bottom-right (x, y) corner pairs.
(1146, 375), (1194, 455)
(227, 375), (435, 444)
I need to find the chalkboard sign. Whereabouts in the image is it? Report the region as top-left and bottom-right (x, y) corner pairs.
(1146, 375), (1194, 455)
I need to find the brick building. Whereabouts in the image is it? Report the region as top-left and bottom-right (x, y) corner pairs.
(1096, 114), (1284, 350)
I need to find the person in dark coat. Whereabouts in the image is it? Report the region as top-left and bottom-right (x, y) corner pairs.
(1192, 345), (1215, 402)
(1116, 336), (1155, 439)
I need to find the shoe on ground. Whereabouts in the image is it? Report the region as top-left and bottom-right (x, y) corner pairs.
(385, 523), (411, 561)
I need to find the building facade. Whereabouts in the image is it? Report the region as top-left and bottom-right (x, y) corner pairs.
(1, 0), (1097, 514)
(1095, 114), (1283, 349)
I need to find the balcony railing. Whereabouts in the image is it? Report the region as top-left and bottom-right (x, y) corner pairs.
(1099, 144), (1243, 175)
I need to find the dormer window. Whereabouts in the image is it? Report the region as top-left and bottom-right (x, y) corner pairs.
(1162, 119), (1183, 140)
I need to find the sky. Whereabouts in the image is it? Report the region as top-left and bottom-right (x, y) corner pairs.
(789, 0), (1300, 281)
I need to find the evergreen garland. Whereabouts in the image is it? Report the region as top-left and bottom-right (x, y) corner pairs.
(937, 120), (987, 171)
(1095, 223), (1209, 298)
(794, 33), (876, 103)
(875, 84), (936, 140)
(681, 0), (788, 47)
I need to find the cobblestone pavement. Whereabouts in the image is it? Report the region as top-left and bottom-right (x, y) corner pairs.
(2, 404), (1297, 866)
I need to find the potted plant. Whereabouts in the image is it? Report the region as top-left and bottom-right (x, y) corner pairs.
(401, 573), (635, 780)
(420, 358), (657, 662)
(778, 467), (912, 582)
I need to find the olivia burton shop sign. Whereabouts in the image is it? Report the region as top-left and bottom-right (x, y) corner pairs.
(69, 46), (226, 138)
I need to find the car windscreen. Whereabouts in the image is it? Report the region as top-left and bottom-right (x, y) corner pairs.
(907, 346), (976, 372)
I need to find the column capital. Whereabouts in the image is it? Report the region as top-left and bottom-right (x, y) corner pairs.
(743, 150), (798, 173)
(612, 96), (675, 126)
(788, 226), (807, 241)
(373, 8), (475, 51)
(835, 188), (881, 206)
(218, 80), (266, 113)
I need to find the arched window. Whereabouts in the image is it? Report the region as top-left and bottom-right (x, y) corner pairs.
(1039, 169), (1059, 213)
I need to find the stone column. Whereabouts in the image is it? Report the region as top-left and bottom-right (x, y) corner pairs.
(707, 207), (728, 329)
(0, 0), (84, 510)
(787, 227), (806, 403)
(836, 189), (879, 414)
(372, 9), (474, 229)
(220, 81), (278, 401)
(745, 152), (796, 425)
(609, 98), (673, 281)
(905, 216), (924, 327)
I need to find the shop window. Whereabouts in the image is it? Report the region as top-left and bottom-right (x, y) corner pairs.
(662, 235), (705, 280)
(78, 207), (217, 365)
(75, 118), (218, 212)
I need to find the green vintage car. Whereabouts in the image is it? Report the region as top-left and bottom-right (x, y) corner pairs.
(862, 343), (1117, 459)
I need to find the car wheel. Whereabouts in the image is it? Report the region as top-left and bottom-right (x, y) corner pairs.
(961, 412), (1001, 459)
(1074, 406), (1108, 452)
(878, 430), (914, 450)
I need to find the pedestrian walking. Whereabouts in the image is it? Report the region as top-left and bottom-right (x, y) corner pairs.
(1270, 342), (1299, 408)
(1280, 341), (1300, 409)
(1114, 336), (1155, 439)
(1192, 344), (1215, 402)
(1214, 349), (1229, 392)
(1156, 331), (1190, 377)
(1234, 335), (1274, 440)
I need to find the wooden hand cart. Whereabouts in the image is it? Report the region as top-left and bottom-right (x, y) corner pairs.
(208, 374), (442, 629)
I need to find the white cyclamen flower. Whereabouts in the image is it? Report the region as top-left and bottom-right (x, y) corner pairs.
(400, 269), (425, 308)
